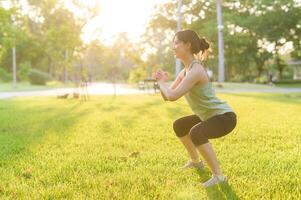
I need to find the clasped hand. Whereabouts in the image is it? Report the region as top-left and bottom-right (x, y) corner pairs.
(152, 69), (169, 82)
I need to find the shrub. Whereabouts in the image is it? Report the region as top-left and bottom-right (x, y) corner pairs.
(18, 62), (32, 81)
(28, 69), (51, 85)
(254, 75), (268, 84)
(0, 68), (11, 82)
(231, 74), (245, 82)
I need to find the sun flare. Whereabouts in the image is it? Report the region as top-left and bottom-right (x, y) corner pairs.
(78, 0), (168, 45)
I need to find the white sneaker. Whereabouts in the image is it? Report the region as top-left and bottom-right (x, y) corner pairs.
(202, 174), (227, 187)
(180, 160), (204, 170)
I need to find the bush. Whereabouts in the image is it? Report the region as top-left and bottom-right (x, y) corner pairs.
(18, 62), (32, 81)
(28, 69), (51, 85)
(230, 74), (245, 82)
(254, 75), (268, 84)
(0, 68), (11, 82)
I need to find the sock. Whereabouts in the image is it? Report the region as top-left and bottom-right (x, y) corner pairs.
(214, 174), (226, 180)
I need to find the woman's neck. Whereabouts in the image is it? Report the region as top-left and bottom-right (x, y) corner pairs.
(182, 54), (195, 69)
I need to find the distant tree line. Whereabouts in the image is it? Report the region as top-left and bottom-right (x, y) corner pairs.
(0, 0), (300, 85)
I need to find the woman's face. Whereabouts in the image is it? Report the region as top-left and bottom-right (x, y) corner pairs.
(173, 36), (191, 59)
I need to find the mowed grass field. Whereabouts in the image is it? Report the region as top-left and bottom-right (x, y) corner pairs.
(0, 93), (301, 199)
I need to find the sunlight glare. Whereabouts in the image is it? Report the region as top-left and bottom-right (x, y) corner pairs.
(81, 0), (168, 45)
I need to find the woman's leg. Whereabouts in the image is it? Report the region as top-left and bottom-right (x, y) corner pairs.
(173, 115), (202, 162)
(189, 112), (237, 175)
(196, 142), (221, 175)
(179, 134), (200, 162)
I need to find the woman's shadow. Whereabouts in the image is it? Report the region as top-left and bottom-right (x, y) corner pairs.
(195, 168), (240, 200)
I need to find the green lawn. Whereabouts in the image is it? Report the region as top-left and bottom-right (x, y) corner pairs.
(0, 93), (301, 199)
(273, 83), (301, 88)
(211, 82), (301, 90)
(127, 82), (301, 91)
(0, 81), (75, 92)
(212, 82), (274, 89)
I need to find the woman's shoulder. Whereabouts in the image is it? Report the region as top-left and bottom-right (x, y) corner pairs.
(190, 61), (205, 72)
(189, 61), (210, 83)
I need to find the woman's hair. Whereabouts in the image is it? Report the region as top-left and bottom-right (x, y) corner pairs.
(173, 29), (210, 61)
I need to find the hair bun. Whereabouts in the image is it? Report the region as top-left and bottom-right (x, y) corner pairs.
(199, 38), (210, 50)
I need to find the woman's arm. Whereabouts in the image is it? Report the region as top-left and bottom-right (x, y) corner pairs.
(157, 64), (205, 101)
(153, 71), (169, 101)
(160, 90), (168, 101)
(159, 70), (184, 101)
(169, 69), (185, 90)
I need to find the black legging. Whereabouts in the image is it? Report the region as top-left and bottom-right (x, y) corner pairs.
(173, 112), (237, 146)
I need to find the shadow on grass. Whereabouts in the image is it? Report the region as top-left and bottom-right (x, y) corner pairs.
(195, 168), (240, 200)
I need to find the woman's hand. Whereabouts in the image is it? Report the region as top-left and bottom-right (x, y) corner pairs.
(152, 70), (169, 82)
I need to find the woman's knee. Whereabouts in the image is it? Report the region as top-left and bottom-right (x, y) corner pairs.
(173, 119), (188, 137)
(189, 126), (208, 146)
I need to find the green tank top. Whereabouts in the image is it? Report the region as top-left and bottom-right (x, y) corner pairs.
(184, 60), (234, 121)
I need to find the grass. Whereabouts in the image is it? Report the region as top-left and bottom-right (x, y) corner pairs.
(212, 82), (301, 90)
(0, 81), (75, 92)
(0, 93), (301, 199)
(212, 82), (274, 89)
(127, 81), (301, 91)
(273, 83), (301, 88)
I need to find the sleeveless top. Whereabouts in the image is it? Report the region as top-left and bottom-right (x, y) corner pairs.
(183, 60), (234, 121)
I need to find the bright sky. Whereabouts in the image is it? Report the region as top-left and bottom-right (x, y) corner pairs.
(1, 0), (168, 45)
(78, 0), (169, 45)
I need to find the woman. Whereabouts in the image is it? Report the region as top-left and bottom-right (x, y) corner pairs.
(153, 29), (237, 187)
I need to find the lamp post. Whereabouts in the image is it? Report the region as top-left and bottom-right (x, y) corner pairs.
(175, 0), (182, 76)
(11, 14), (17, 88)
(216, 0), (225, 82)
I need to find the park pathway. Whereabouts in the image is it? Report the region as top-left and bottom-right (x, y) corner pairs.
(1, 82), (301, 99)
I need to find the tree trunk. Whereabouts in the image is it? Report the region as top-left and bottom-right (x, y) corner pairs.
(49, 57), (53, 79)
